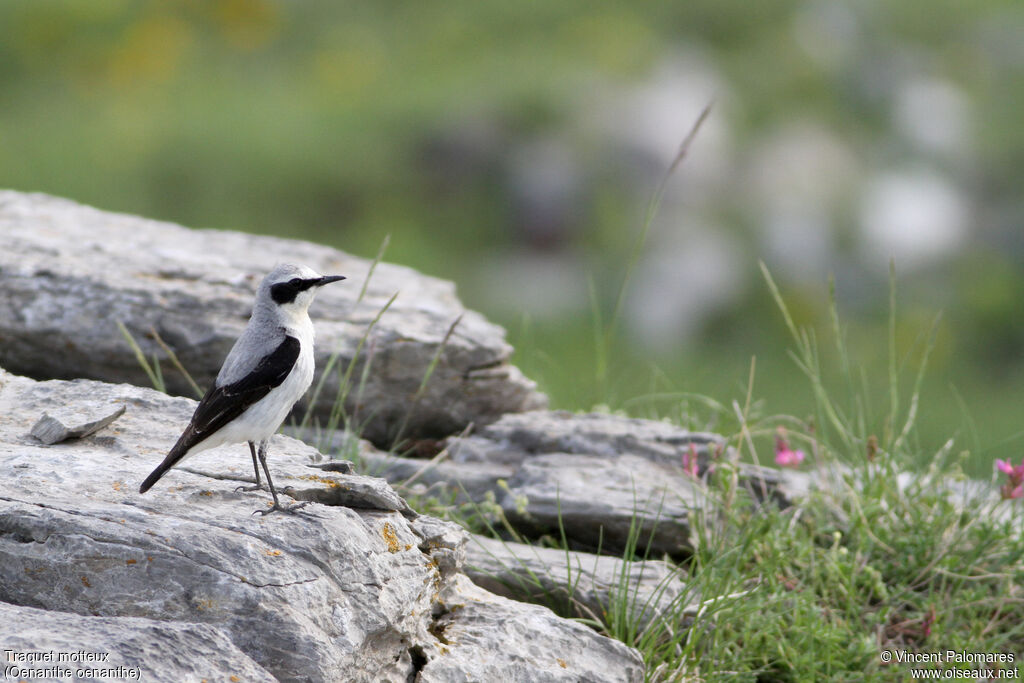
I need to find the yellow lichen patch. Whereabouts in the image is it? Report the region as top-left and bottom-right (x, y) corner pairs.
(230, 676), (240, 682)
(264, 549), (282, 556)
(125, 559), (137, 565)
(195, 599), (215, 611)
(80, 576), (91, 588)
(199, 490), (213, 497)
(381, 522), (402, 553)
(112, 480), (123, 491)
(297, 474), (340, 488)
(557, 658), (567, 668)
(423, 558), (443, 597)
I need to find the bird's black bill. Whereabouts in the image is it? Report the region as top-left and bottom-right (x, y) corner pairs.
(317, 275), (346, 286)
(271, 275), (346, 304)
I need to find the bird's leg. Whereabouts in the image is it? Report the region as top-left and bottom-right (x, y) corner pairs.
(251, 439), (310, 516)
(235, 441), (267, 492)
(250, 440), (262, 483)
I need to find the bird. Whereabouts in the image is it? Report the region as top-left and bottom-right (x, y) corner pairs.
(139, 263), (346, 514)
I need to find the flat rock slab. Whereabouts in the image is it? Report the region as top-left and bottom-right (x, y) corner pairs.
(327, 411), (811, 560)
(0, 190), (546, 446)
(0, 601), (277, 682)
(503, 453), (704, 557)
(0, 368), (642, 682)
(460, 410), (726, 467)
(452, 411), (810, 501)
(465, 535), (697, 628)
(325, 411), (722, 558)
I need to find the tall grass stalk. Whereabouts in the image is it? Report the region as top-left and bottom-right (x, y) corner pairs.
(298, 234), (391, 434)
(321, 291), (397, 437)
(148, 326), (203, 398)
(594, 103), (712, 399)
(389, 314), (462, 452)
(116, 320), (165, 393)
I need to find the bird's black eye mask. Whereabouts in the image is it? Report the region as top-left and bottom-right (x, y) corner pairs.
(270, 277), (321, 304)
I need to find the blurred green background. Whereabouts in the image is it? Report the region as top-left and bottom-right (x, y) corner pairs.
(2, 0), (1023, 473)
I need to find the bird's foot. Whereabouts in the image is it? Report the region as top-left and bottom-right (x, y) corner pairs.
(235, 483), (267, 493)
(252, 501), (312, 516)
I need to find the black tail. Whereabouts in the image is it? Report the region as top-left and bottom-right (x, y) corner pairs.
(138, 462), (171, 494)
(138, 429), (196, 493)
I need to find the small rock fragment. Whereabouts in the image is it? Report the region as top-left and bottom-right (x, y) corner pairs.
(30, 404), (126, 445)
(309, 460), (356, 474)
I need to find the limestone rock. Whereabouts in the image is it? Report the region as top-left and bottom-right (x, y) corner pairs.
(327, 411), (723, 558)
(0, 190), (546, 446)
(500, 452), (702, 558)
(462, 410), (725, 467)
(0, 368), (642, 682)
(419, 576), (645, 683)
(464, 535), (696, 627)
(318, 411), (806, 560)
(0, 602), (277, 682)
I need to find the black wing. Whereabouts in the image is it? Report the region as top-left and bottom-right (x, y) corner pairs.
(139, 335), (301, 493)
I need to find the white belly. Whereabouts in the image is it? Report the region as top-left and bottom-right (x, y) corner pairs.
(188, 342), (315, 455)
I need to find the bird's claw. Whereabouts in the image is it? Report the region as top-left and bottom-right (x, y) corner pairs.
(251, 501), (312, 516)
(235, 483), (267, 493)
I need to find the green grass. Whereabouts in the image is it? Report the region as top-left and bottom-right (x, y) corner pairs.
(657, 282), (1019, 679)
(657, 457), (1024, 681)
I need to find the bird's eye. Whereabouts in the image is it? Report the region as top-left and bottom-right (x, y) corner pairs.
(289, 278), (302, 287)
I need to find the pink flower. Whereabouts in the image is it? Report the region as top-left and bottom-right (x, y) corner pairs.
(682, 443), (700, 478)
(1004, 485), (1024, 500)
(996, 458), (1024, 500)
(774, 429), (806, 468)
(922, 606), (936, 639)
(996, 459), (1024, 479)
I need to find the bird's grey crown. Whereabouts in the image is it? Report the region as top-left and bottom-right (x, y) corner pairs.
(262, 263), (322, 287)
(259, 264), (323, 299)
